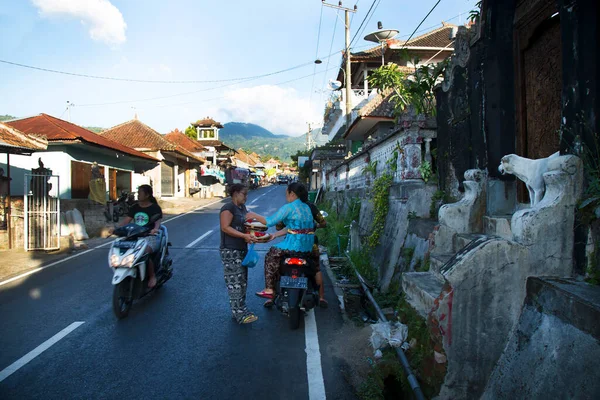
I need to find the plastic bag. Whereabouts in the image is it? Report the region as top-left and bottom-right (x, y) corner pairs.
(242, 244), (259, 268)
(370, 320), (409, 350)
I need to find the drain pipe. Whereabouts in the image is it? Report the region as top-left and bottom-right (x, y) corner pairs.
(345, 251), (425, 400)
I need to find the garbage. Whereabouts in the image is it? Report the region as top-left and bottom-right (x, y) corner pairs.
(434, 351), (447, 364)
(374, 349), (383, 359)
(370, 320), (409, 350)
(66, 209), (89, 241)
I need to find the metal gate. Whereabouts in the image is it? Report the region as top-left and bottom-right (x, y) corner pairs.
(24, 174), (60, 251)
(161, 162), (174, 197)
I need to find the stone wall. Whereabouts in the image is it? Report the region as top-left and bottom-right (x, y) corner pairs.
(61, 199), (110, 238)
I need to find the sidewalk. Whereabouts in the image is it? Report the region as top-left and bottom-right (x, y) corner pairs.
(0, 195), (227, 285)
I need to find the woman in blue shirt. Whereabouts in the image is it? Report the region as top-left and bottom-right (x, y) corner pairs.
(246, 183), (315, 301)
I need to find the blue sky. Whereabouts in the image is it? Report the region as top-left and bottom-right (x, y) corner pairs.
(0, 0), (477, 136)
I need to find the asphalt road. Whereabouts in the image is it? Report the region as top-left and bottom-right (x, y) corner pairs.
(0, 185), (357, 400)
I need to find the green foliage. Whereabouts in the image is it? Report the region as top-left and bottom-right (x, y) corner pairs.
(83, 126), (105, 133)
(469, 1), (483, 22)
(430, 189), (454, 219)
(369, 62), (447, 118)
(0, 114), (17, 122)
(385, 142), (403, 173)
(407, 211), (418, 220)
(315, 199), (361, 256)
(184, 125), (197, 140)
(368, 174), (393, 249)
(402, 247), (415, 267)
(419, 161), (433, 183)
(416, 256), (431, 272)
(349, 249), (378, 285)
(362, 160), (378, 177)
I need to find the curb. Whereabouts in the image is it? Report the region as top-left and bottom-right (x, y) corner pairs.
(320, 250), (350, 323)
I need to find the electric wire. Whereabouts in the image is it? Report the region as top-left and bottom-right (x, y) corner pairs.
(0, 58), (316, 84)
(309, 2), (325, 111)
(400, 0), (443, 47)
(348, 0), (378, 48)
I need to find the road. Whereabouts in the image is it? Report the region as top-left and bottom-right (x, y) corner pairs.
(0, 185), (357, 400)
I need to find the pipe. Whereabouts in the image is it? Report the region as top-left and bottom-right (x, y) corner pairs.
(346, 252), (426, 400)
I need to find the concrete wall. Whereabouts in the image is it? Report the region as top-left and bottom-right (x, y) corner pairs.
(482, 277), (600, 399)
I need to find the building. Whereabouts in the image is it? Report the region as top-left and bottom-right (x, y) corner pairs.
(190, 118), (236, 166)
(101, 118), (205, 198)
(5, 114), (157, 200)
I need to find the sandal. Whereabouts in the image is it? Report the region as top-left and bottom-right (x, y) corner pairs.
(255, 290), (274, 299)
(241, 314), (258, 324)
(264, 299), (274, 308)
(319, 298), (329, 309)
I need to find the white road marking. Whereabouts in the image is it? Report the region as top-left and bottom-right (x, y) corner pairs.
(305, 309), (327, 400)
(0, 321), (85, 383)
(249, 187), (278, 205)
(185, 230), (214, 248)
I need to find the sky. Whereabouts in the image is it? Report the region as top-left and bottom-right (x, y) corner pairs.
(0, 0), (477, 136)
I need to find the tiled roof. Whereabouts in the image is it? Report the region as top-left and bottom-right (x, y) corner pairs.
(198, 139), (235, 151)
(359, 89), (396, 118)
(191, 117), (223, 128)
(101, 119), (177, 151)
(348, 24), (456, 64)
(7, 114), (157, 161)
(403, 24), (456, 48)
(164, 129), (206, 152)
(0, 121), (47, 152)
(102, 120), (205, 163)
(235, 148), (257, 166)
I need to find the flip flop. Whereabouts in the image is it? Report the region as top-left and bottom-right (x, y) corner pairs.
(255, 290), (274, 299)
(264, 299), (274, 308)
(241, 314), (258, 324)
(319, 298), (329, 309)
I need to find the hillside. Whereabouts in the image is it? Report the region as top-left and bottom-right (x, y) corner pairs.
(219, 122), (328, 162)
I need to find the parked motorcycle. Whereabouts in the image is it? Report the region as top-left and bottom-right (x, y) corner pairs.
(113, 191), (136, 221)
(109, 223), (173, 319)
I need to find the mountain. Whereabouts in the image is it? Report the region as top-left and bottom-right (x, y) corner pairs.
(219, 122), (311, 162)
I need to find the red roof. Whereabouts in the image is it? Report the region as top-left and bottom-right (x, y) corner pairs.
(0, 121), (48, 153)
(164, 129), (206, 153)
(102, 119), (205, 163)
(191, 117), (223, 128)
(7, 114), (157, 161)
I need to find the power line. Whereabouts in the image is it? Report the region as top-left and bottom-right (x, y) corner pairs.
(349, 0), (378, 48)
(352, 0), (382, 48)
(309, 2), (326, 111)
(0, 58), (315, 84)
(400, 0), (443, 47)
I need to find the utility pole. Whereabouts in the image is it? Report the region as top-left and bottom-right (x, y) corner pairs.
(322, 1), (356, 152)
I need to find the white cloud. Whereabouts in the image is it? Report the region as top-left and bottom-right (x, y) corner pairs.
(208, 85), (321, 136)
(32, 0), (127, 45)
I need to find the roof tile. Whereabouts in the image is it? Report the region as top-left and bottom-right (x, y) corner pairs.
(7, 114), (157, 161)
(0, 121), (48, 152)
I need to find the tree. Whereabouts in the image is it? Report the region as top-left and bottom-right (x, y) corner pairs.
(184, 125), (197, 140)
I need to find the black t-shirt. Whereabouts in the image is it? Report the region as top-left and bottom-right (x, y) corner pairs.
(220, 202), (248, 250)
(127, 202), (163, 228)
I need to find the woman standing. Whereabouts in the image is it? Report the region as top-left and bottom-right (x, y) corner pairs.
(219, 184), (258, 324)
(246, 183), (315, 305)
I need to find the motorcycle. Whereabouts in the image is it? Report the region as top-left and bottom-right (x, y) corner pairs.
(269, 210), (329, 330)
(109, 223), (173, 319)
(112, 191), (136, 221)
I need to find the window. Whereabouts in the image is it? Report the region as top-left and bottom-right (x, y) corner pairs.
(201, 129), (215, 139)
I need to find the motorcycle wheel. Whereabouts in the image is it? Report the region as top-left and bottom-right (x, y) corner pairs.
(112, 208), (119, 223)
(289, 306), (301, 330)
(112, 277), (133, 319)
(118, 204), (126, 216)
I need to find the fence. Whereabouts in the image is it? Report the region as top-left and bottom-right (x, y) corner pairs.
(24, 174), (60, 251)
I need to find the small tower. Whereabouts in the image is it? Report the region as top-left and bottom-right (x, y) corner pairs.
(191, 117), (224, 142)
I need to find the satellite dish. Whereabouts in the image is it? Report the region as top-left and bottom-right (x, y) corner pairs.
(328, 80), (342, 90)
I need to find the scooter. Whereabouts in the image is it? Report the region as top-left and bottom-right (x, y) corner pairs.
(109, 223), (173, 319)
(271, 210), (329, 330)
(274, 254), (320, 330)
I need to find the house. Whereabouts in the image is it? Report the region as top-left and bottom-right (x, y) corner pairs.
(101, 118), (205, 198)
(190, 118), (236, 166)
(5, 114), (158, 200)
(0, 122), (48, 249)
(322, 23), (458, 145)
(263, 158), (281, 171)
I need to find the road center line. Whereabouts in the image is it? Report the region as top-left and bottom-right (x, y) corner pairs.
(305, 310), (326, 400)
(185, 230), (214, 248)
(0, 321), (85, 383)
(249, 187), (277, 205)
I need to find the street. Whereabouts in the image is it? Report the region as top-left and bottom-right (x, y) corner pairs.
(0, 186), (356, 400)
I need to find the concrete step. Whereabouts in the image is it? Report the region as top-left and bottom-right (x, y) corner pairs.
(484, 215), (512, 240)
(453, 233), (487, 253)
(402, 272), (445, 318)
(430, 252), (453, 280)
